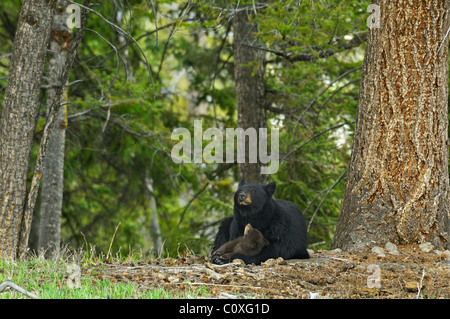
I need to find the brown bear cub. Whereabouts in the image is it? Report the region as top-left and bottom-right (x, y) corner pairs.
(212, 224), (269, 262)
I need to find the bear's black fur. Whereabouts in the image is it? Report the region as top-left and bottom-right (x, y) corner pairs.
(211, 180), (309, 264)
(211, 223), (269, 261)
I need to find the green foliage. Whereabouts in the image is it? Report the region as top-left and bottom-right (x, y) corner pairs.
(251, 0), (368, 248)
(0, 250), (211, 299)
(0, 0), (376, 257)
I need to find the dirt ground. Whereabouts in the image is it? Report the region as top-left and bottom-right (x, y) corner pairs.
(88, 244), (450, 299)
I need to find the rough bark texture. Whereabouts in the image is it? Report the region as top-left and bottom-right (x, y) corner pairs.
(38, 0), (71, 259)
(233, 9), (267, 184)
(16, 0), (89, 260)
(332, 0), (450, 250)
(0, 0), (56, 259)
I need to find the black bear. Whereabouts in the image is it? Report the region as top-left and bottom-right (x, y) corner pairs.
(211, 223), (269, 261)
(211, 180), (309, 264)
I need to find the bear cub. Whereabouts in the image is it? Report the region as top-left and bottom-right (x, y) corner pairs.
(211, 180), (309, 265)
(212, 223), (269, 261)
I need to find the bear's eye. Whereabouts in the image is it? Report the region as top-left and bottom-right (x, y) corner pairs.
(250, 190), (255, 194)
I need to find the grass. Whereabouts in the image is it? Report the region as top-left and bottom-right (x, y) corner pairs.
(0, 246), (211, 299)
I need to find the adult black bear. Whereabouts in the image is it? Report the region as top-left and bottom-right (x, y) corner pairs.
(211, 180), (309, 264)
(211, 223), (269, 261)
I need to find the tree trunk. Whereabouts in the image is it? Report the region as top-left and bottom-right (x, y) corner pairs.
(115, 4), (132, 79)
(332, 0), (450, 250)
(0, 0), (56, 259)
(145, 175), (162, 255)
(233, 8), (267, 184)
(38, 0), (71, 259)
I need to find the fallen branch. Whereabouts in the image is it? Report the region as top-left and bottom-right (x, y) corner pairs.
(0, 278), (39, 299)
(181, 281), (262, 290)
(416, 268), (426, 299)
(177, 182), (210, 229)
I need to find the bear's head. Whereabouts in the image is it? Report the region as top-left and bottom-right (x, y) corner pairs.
(234, 180), (276, 216)
(243, 223), (269, 248)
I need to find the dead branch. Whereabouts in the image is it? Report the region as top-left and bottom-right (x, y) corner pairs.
(306, 170), (347, 233)
(0, 278), (39, 299)
(282, 122), (347, 162)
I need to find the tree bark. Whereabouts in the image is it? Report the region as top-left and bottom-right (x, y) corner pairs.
(145, 175), (162, 255)
(332, 0), (450, 250)
(15, 0), (89, 260)
(38, 0), (71, 259)
(0, 0), (56, 259)
(233, 8), (267, 184)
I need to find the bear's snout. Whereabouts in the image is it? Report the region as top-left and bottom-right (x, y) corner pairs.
(237, 191), (252, 205)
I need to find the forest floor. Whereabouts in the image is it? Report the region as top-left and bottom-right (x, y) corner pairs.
(89, 243), (450, 299)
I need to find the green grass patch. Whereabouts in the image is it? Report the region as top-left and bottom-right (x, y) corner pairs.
(0, 248), (210, 299)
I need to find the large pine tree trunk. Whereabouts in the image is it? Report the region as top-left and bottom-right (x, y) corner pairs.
(233, 8), (267, 184)
(332, 0), (450, 250)
(0, 0), (56, 259)
(38, 0), (71, 259)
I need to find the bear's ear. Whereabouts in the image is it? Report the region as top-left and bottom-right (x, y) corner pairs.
(239, 179), (246, 187)
(265, 182), (276, 197)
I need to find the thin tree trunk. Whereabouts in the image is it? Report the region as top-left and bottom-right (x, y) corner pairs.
(145, 176), (162, 255)
(38, 0), (72, 259)
(233, 8), (267, 184)
(0, 0), (56, 259)
(332, 0), (450, 250)
(114, 2), (132, 79)
(15, 0), (89, 260)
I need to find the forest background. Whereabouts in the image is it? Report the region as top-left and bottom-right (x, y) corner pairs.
(0, 0), (398, 258)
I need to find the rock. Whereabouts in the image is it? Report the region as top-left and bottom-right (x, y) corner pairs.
(321, 248), (342, 254)
(205, 268), (223, 281)
(436, 250), (450, 262)
(309, 291), (330, 299)
(419, 242), (434, 253)
(231, 259), (245, 266)
(404, 281), (419, 292)
(371, 246), (385, 257)
(307, 249), (315, 257)
(309, 292), (320, 299)
(262, 257), (286, 267)
(385, 242), (399, 255)
(443, 250), (450, 259)
(338, 261), (355, 273)
(262, 258), (277, 267)
(167, 275), (179, 283)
